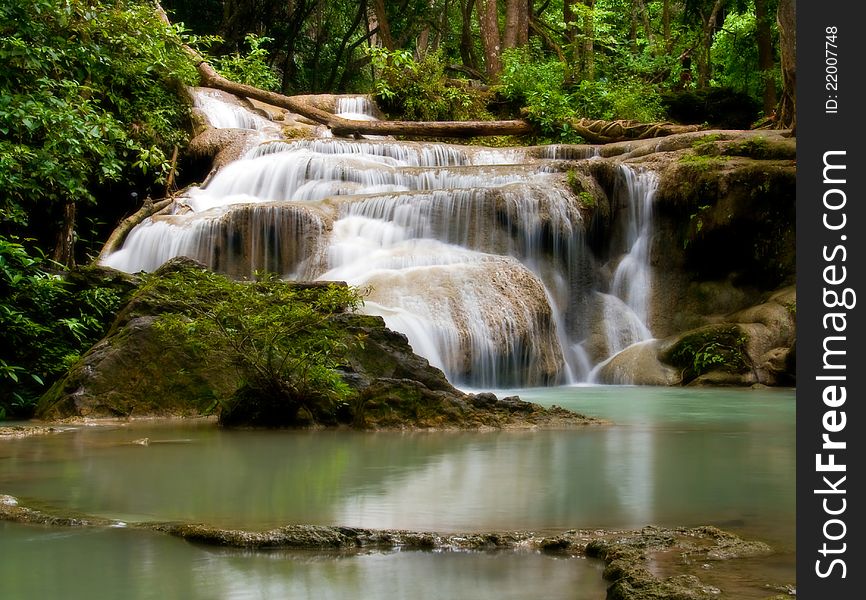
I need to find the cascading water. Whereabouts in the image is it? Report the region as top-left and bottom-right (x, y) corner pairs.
(610, 165), (657, 328)
(101, 90), (658, 388)
(584, 165), (657, 382)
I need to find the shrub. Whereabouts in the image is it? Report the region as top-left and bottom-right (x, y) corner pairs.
(0, 0), (197, 258)
(145, 269), (365, 426)
(0, 237), (125, 418)
(367, 47), (491, 121)
(212, 33), (281, 92)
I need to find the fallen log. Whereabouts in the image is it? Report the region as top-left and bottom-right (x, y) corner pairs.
(569, 118), (704, 144)
(154, 2), (705, 142)
(194, 60), (534, 138)
(98, 197), (173, 261)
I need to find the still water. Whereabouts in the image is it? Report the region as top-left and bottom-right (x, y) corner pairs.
(0, 385), (794, 599)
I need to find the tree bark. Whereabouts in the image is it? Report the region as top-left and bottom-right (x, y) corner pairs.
(663, 0), (671, 52)
(755, 0), (777, 116)
(569, 118), (703, 144)
(52, 201), (76, 268)
(371, 0), (395, 50)
(476, 0), (502, 80)
(697, 0), (725, 88)
(776, 0), (795, 131)
(564, 0), (578, 60)
(581, 0), (595, 81)
(504, 0), (529, 49)
(460, 0), (481, 74)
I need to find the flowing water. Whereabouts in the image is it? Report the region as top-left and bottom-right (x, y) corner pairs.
(47, 92), (798, 597)
(0, 386), (794, 599)
(101, 90), (664, 387)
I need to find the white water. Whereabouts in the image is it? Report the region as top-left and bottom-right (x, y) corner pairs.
(102, 91), (659, 387)
(192, 89), (281, 138)
(611, 165), (657, 326)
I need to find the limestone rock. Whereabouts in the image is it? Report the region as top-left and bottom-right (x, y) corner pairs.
(594, 340), (682, 386)
(36, 262), (595, 429)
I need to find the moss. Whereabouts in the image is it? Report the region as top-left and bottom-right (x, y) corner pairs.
(721, 136), (795, 160)
(679, 152), (730, 168)
(690, 133), (724, 155)
(663, 325), (751, 383)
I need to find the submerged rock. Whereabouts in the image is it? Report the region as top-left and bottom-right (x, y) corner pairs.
(0, 494), (788, 600)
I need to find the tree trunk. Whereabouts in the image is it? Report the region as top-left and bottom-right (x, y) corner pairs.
(199, 59), (535, 137)
(564, 0), (578, 55)
(663, 0), (671, 52)
(582, 0), (595, 81)
(504, 0), (529, 49)
(697, 0), (725, 88)
(476, 0), (502, 80)
(755, 0), (777, 116)
(371, 0), (395, 50)
(52, 201), (76, 268)
(325, 0), (367, 90)
(636, 0), (653, 47)
(460, 0), (481, 74)
(776, 0), (795, 131)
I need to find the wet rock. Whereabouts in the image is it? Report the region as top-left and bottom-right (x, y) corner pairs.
(594, 340), (682, 386)
(0, 494), (788, 598)
(36, 262), (595, 430)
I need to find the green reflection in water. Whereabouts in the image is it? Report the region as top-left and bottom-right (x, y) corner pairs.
(0, 386), (794, 599)
(0, 522), (606, 600)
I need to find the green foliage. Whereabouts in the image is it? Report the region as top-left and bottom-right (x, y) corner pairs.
(211, 33), (281, 92)
(0, 236), (124, 418)
(145, 269), (365, 426)
(499, 48), (576, 140)
(572, 78), (665, 123)
(367, 47), (491, 121)
(667, 326), (750, 382)
(0, 0), (195, 246)
(499, 48), (665, 142)
(711, 10), (779, 106)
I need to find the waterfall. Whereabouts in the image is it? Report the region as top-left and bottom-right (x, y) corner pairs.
(584, 166), (657, 382)
(335, 96), (377, 121)
(611, 165), (657, 327)
(192, 89), (280, 136)
(102, 90), (660, 388)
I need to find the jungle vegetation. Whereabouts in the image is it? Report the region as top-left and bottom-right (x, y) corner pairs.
(0, 0), (795, 418)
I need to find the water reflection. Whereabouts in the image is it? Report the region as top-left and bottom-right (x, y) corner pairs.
(0, 386), (794, 598)
(1, 387), (794, 548)
(0, 522), (606, 600)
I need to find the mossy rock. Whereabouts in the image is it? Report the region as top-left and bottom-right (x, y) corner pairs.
(37, 261), (593, 429)
(661, 324), (750, 384)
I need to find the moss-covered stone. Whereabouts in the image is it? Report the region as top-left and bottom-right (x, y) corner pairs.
(661, 324), (750, 384)
(36, 260), (597, 429)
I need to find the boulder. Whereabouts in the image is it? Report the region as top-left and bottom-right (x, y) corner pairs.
(594, 340), (682, 386)
(37, 260), (596, 429)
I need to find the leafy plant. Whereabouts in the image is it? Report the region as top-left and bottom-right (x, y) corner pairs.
(0, 0), (196, 259)
(145, 269), (365, 426)
(499, 48), (665, 142)
(367, 47), (491, 121)
(666, 326), (751, 382)
(212, 33), (281, 91)
(0, 236), (125, 418)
